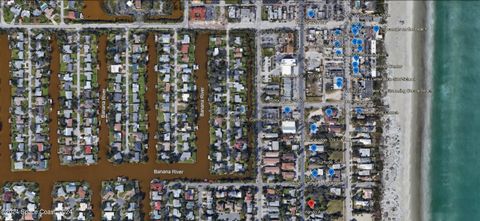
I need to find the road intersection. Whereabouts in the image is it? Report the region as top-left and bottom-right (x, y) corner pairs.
(0, 1), (360, 219)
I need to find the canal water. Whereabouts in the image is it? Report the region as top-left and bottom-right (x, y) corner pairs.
(83, 0), (133, 22)
(147, 0), (184, 22)
(0, 30), (256, 220)
(194, 32), (211, 177)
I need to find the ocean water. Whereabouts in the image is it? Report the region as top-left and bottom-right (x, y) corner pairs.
(430, 1), (480, 220)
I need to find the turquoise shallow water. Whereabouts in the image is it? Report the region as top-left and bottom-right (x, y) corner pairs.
(430, 1), (480, 220)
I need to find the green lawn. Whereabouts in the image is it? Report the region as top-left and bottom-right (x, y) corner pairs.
(328, 151), (344, 162)
(3, 8), (14, 23)
(329, 141), (343, 150)
(326, 199), (344, 214)
(262, 48), (275, 57)
(225, 0), (241, 4)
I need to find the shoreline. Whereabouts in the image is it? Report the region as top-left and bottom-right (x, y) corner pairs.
(421, 1), (434, 221)
(411, 1), (429, 221)
(381, 1), (427, 221)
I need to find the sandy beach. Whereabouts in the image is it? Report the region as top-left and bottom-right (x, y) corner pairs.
(381, 1), (427, 221)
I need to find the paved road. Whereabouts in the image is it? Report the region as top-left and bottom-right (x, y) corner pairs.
(124, 29), (130, 154)
(254, 27), (265, 221)
(225, 30), (232, 149)
(297, 0), (307, 217)
(184, 182), (297, 188)
(27, 28), (33, 149)
(0, 2), (363, 219)
(344, 20), (354, 221)
(0, 1), (4, 25)
(0, 19), (303, 30)
(76, 30), (81, 152)
(173, 29), (179, 157)
(60, 0), (65, 24)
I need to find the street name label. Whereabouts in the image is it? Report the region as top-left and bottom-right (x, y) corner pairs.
(200, 87), (205, 117)
(154, 169), (184, 175)
(101, 89), (106, 119)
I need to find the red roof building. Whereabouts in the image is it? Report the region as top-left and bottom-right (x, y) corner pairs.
(67, 11), (75, 20)
(264, 166), (280, 174)
(135, 0), (141, 9)
(37, 143), (44, 152)
(77, 187), (86, 198)
(85, 146), (92, 154)
(282, 171), (296, 180)
(190, 7), (206, 21)
(151, 183), (164, 191)
(281, 162), (295, 171)
(181, 44), (189, 53)
(154, 201), (162, 210)
(263, 157), (280, 166)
